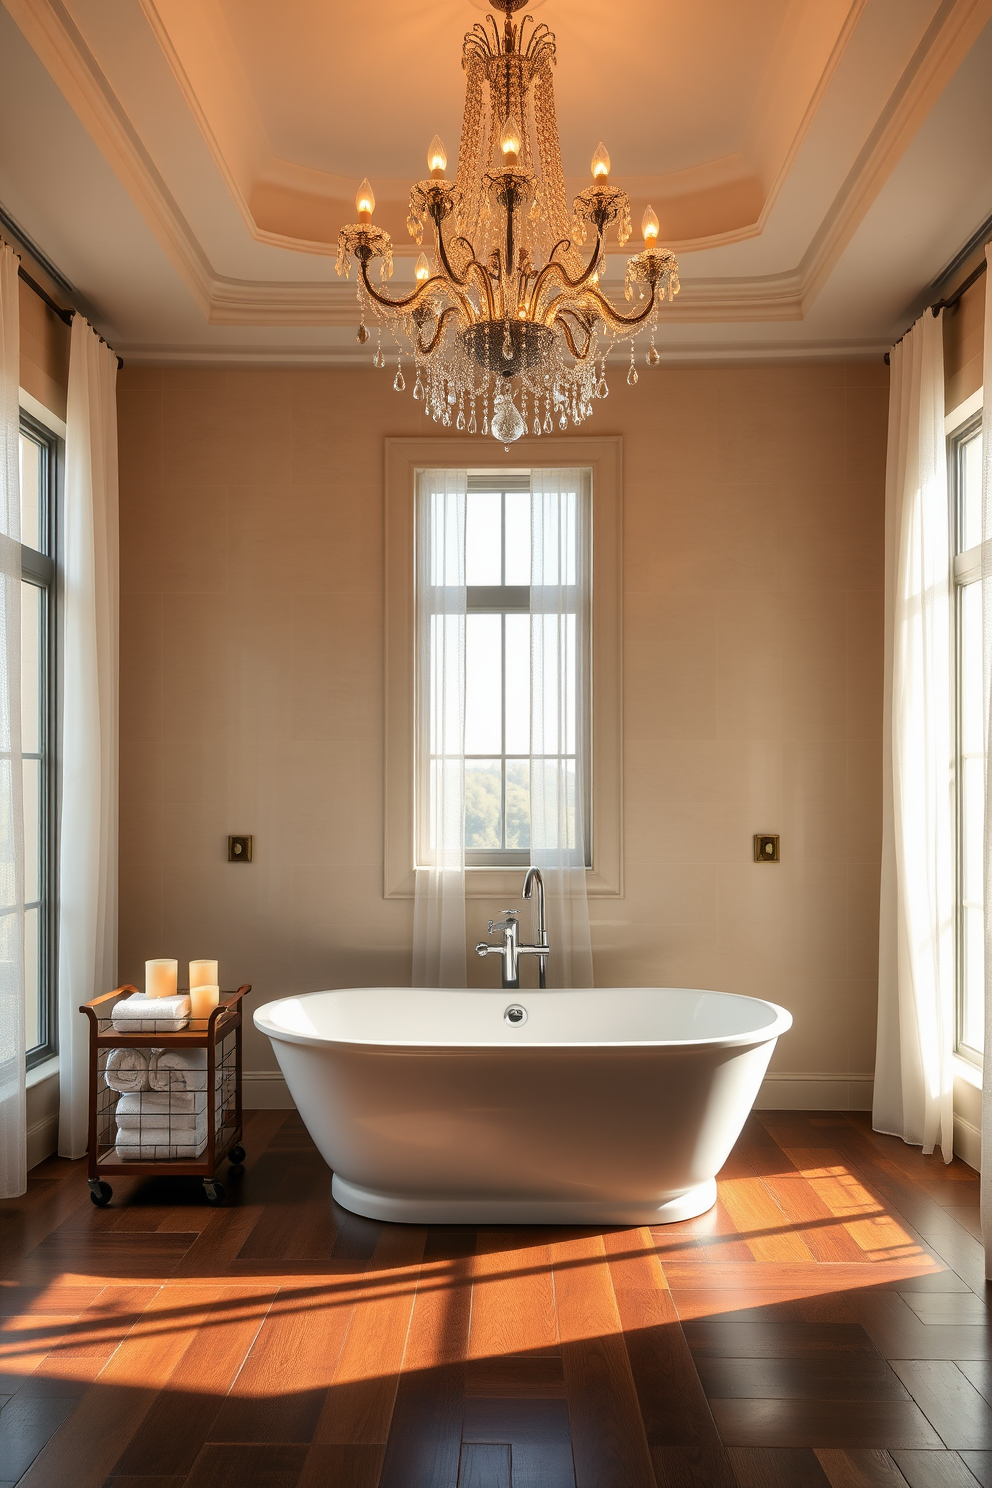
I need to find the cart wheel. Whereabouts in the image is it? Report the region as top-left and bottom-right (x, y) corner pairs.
(229, 1145), (246, 1165)
(203, 1179), (226, 1205)
(89, 1180), (112, 1207)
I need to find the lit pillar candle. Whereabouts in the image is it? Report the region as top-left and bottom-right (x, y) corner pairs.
(190, 985), (220, 1019)
(189, 959), (218, 992)
(146, 958), (178, 999)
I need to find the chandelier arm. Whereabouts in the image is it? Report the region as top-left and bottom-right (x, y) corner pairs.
(449, 242), (497, 320)
(555, 313), (593, 362)
(416, 304), (462, 357)
(580, 283), (658, 329)
(527, 228), (605, 318)
(358, 256), (474, 323)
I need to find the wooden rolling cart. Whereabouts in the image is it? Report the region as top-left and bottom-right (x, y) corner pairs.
(81, 983), (251, 1207)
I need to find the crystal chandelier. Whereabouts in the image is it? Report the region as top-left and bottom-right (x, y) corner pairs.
(335, 0), (679, 443)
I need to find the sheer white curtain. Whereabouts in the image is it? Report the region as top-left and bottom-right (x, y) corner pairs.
(58, 316), (119, 1159)
(874, 309), (954, 1162)
(979, 245), (992, 1269)
(530, 468), (593, 988)
(412, 469), (468, 987)
(0, 242), (26, 1198)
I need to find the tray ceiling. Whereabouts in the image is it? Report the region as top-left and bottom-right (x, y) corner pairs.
(0, 0), (990, 364)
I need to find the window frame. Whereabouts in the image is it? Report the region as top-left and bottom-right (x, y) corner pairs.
(384, 436), (623, 900)
(950, 400), (984, 1067)
(18, 406), (61, 1070)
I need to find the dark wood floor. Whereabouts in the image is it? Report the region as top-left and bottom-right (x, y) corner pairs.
(1, 1109), (990, 1488)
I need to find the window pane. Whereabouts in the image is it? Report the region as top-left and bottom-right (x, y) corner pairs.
(506, 759), (530, 849)
(505, 614), (530, 754)
(534, 488), (578, 585)
(466, 759), (501, 848)
(959, 577), (985, 1055)
(466, 492), (501, 584)
(504, 491), (531, 584)
(21, 582), (42, 756)
(961, 430), (984, 553)
(465, 614), (502, 754)
(23, 904), (40, 1052)
(18, 432), (42, 552)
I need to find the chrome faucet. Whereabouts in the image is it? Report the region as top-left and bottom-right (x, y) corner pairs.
(476, 868), (549, 989)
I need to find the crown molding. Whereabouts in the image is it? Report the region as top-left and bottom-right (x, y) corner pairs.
(5, 0), (990, 333)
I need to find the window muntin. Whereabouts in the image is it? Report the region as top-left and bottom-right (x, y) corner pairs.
(952, 412), (984, 1062)
(419, 471), (589, 869)
(18, 414), (58, 1067)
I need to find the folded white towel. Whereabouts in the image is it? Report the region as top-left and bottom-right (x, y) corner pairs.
(114, 1135), (208, 1161)
(149, 1048), (207, 1092)
(115, 1090), (207, 1116)
(116, 1113), (206, 1141)
(115, 1111), (202, 1132)
(104, 1048), (150, 1093)
(112, 993), (190, 1032)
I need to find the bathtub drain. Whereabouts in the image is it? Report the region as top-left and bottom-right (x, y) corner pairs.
(504, 1004), (527, 1026)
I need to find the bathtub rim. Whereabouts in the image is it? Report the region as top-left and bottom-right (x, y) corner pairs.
(253, 985), (793, 1052)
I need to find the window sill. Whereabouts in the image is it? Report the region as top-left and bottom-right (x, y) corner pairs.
(26, 1055), (59, 1090)
(953, 1053), (982, 1090)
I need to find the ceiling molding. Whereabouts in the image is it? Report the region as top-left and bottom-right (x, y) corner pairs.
(5, 0), (990, 330)
(3, 0), (215, 315)
(799, 0), (992, 313)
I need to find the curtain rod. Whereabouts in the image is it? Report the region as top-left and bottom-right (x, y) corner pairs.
(883, 253), (987, 365)
(16, 263), (124, 370)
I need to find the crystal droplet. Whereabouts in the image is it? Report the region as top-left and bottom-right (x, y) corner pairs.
(558, 412), (568, 430)
(394, 369), (406, 392)
(533, 416), (541, 436)
(442, 409), (452, 426)
(456, 410), (466, 431)
(647, 345), (661, 367)
(491, 393), (526, 444)
(357, 323), (369, 344)
(468, 411), (478, 434)
(413, 377), (424, 401)
(596, 379), (609, 399)
(543, 411), (553, 433)
(447, 387), (457, 406)
(627, 365), (639, 386)
(482, 413), (489, 436)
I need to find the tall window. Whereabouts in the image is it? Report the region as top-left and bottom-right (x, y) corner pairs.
(18, 412), (58, 1067)
(952, 409), (984, 1062)
(419, 470), (590, 869)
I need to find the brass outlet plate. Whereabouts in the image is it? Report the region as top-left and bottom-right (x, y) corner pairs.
(228, 835), (253, 863)
(754, 834), (780, 863)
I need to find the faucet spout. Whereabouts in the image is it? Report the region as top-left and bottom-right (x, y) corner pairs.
(522, 867), (548, 989)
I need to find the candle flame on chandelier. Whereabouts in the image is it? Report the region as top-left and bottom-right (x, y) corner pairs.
(335, 0), (679, 441)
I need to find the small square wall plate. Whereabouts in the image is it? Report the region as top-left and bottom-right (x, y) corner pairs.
(754, 834), (780, 863)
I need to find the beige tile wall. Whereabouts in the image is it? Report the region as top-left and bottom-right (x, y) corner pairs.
(117, 360), (888, 1092)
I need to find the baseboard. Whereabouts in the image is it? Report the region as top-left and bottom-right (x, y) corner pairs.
(27, 1112), (60, 1170)
(755, 1072), (875, 1111)
(243, 1070), (295, 1109)
(245, 1068), (874, 1115)
(954, 1112), (981, 1172)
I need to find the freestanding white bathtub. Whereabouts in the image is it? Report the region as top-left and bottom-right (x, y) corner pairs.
(253, 987), (792, 1225)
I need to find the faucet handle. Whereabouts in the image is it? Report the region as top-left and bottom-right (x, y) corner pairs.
(500, 909), (520, 917)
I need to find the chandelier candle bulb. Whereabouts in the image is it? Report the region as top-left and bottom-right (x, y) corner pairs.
(642, 205), (660, 247)
(591, 141), (611, 181)
(145, 959), (178, 1000)
(355, 178), (375, 224)
(189, 959), (218, 992)
(427, 135), (447, 177)
(499, 116), (522, 166)
(415, 252), (431, 283)
(189, 985), (220, 1020)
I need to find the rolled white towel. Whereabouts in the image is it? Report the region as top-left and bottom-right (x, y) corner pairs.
(104, 1047), (150, 1093)
(115, 1090), (207, 1116)
(112, 993), (190, 1033)
(115, 1111), (202, 1132)
(149, 1048), (207, 1092)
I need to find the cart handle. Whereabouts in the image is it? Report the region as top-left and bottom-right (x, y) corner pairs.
(80, 983), (252, 1021)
